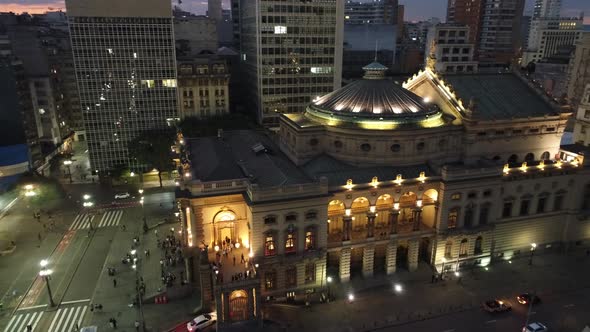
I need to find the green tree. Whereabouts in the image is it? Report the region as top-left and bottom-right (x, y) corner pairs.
(129, 130), (175, 187)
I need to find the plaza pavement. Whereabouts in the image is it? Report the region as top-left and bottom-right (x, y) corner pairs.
(82, 200), (200, 332)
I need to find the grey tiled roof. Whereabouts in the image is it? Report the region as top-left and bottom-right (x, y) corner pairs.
(187, 131), (312, 187)
(302, 154), (436, 186)
(444, 73), (560, 120)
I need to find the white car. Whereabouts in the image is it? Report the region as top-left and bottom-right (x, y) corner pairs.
(523, 322), (548, 332)
(187, 312), (217, 332)
(114, 192), (131, 199)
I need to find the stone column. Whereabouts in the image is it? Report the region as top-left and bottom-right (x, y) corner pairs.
(386, 240), (398, 275)
(408, 239), (419, 272)
(223, 292), (230, 322)
(200, 263), (214, 310)
(389, 209), (399, 235)
(247, 288), (255, 319)
(215, 290), (223, 323)
(366, 212), (376, 238)
(412, 208), (423, 231)
(343, 216), (352, 241)
(339, 247), (351, 282)
(362, 245), (375, 278)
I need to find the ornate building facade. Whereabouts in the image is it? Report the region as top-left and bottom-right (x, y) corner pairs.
(176, 63), (590, 326)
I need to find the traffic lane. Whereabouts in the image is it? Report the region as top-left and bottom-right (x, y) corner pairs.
(61, 227), (117, 302)
(379, 287), (590, 332)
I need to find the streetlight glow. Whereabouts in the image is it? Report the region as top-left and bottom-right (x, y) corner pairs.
(394, 283), (403, 293)
(138, 189), (144, 194)
(25, 184), (34, 190)
(327, 276), (333, 283)
(83, 194), (91, 200)
(348, 293), (354, 301)
(531, 243), (537, 249)
(40, 259), (48, 267)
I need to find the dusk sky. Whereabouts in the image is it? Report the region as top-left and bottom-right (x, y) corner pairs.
(1, 0), (589, 24)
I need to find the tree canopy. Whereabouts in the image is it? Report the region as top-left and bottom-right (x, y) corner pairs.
(129, 129), (175, 187)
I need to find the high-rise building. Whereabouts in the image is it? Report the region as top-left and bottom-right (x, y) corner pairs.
(208, 0), (222, 22)
(237, 0), (343, 126)
(397, 4), (404, 41)
(573, 84), (590, 146)
(522, 17), (583, 65)
(65, 0), (178, 172)
(533, 0), (561, 19)
(344, 0), (398, 25)
(425, 24), (478, 73)
(567, 32), (590, 108)
(447, 0), (525, 69)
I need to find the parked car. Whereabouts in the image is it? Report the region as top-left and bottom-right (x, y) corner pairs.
(523, 322), (548, 332)
(187, 312), (217, 331)
(517, 293), (541, 305)
(482, 299), (512, 313)
(114, 192), (130, 199)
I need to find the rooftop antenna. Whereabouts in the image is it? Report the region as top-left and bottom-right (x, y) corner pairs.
(374, 40), (378, 62)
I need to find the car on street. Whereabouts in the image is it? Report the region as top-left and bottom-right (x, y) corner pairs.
(481, 299), (512, 313)
(187, 312), (217, 331)
(114, 192), (131, 199)
(517, 293), (541, 305)
(523, 322), (548, 332)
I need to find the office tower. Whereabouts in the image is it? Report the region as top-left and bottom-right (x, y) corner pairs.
(237, 0), (343, 126)
(65, 0), (178, 173)
(448, 0), (525, 69)
(522, 17), (583, 65)
(533, 0), (561, 19)
(425, 24), (478, 73)
(208, 0), (222, 22)
(397, 5), (404, 41)
(344, 0), (398, 25)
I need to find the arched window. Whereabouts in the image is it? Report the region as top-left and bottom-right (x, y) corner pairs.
(508, 154), (518, 163)
(285, 231), (296, 254)
(444, 241), (453, 258)
(524, 153), (534, 162)
(540, 151), (550, 160)
(390, 144), (401, 152)
(459, 238), (469, 256)
(305, 263), (316, 283)
(265, 233), (276, 256)
(360, 143), (371, 152)
(309, 138), (319, 146)
(479, 203), (490, 225)
(448, 208), (459, 229)
(334, 140), (343, 148)
(474, 236), (483, 254)
(305, 227), (316, 251)
(464, 206), (474, 228)
(285, 213), (298, 223)
(416, 142), (425, 150)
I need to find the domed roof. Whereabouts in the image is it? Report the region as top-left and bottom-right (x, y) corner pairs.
(306, 62), (444, 129)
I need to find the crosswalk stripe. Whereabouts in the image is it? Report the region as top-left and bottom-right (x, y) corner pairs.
(3, 311), (44, 332)
(47, 305), (88, 332)
(48, 308), (62, 332)
(98, 210), (123, 227)
(69, 214), (83, 230)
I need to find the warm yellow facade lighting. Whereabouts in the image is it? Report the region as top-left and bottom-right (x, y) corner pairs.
(371, 176), (379, 188)
(555, 160), (562, 168)
(538, 160), (545, 170)
(503, 164), (510, 174)
(418, 171), (426, 183)
(345, 178), (354, 190)
(394, 174), (403, 186)
(520, 162), (528, 173)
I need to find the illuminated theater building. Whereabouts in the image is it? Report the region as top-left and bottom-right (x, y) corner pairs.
(176, 62), (590, 325)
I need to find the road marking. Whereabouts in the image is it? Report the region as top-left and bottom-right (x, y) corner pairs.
(97, 209), (123, 227)
(443, 329), (456, 332)
(17, 304), (47, 311)
(3, 311), (44, 332)
(564, 304), (575, 308)
(62, 298), (91, 305)
(48, 305), (89, 332)
(0, 197), (18, 220)
(485, 320), (497, 324)
(69, 214), (95, 230)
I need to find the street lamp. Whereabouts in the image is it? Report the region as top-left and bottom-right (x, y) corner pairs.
(327, 276), (333, 300)
(393, 283), (403, 293)
(529, 243), (537, 266)
(83, 194), (94, 229)
(139, 193), (147, 233)
(64, 160), (73, 183)
(39, 260), (56, 307)
(347, 293), (354, 303)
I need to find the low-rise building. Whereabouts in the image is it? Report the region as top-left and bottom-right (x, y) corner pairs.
(177, 56), (230, 119)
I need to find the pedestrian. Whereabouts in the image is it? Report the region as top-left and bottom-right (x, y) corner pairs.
(145, 249), (150, 257)
(431, 274), (435, 283)
(74, 323), (79, 331)
(38, 233), (42, 242)
(113, 278), (117, 287)
(233, 255), (236, 266)
(26, 324), (32, 332)
(122, 225), (126, 231)
(134, 320), (140, 331)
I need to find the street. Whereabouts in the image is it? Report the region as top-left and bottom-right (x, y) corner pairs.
(263, 251), (590, 332)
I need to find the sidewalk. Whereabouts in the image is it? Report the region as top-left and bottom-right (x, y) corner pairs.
(84, 207), (200, 331)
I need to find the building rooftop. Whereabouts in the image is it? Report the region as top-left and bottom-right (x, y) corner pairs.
(186, 130), (313, 187)
(444, 73), (561, 121)
(302, 154), (435, 187)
